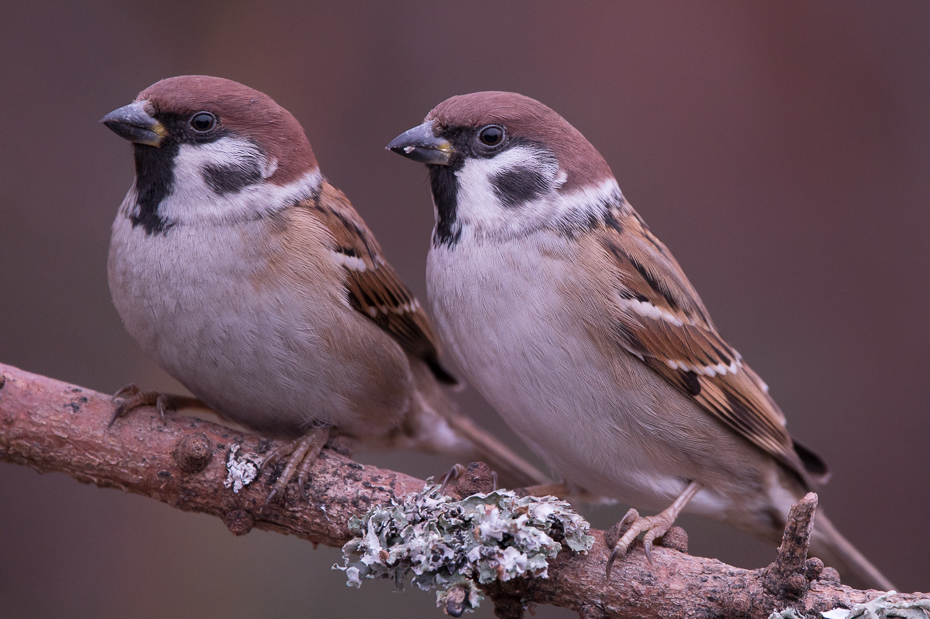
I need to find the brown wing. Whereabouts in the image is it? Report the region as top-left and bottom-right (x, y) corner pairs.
(304, 182), (456, 384)
(593, 199), (827, 485)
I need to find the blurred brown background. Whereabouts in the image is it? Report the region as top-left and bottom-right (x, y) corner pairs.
(2, 1), (928, 616)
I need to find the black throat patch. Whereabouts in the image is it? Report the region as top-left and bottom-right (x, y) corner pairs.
(428, 165), (462, 248)
(131, 143), (179, 235)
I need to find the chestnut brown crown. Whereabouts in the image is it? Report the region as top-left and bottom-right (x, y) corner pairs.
(137, 75), (318, 185)
(427, 91), (615, 191)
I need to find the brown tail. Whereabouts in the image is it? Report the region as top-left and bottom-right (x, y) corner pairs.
(811, 510), (895, 591)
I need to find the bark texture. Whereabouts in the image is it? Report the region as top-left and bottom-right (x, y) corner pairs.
(0, 362), (923, 618)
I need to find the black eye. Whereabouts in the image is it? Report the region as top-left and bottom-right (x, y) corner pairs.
(189, 112), (216, 132)
(478, 125), (504, 146)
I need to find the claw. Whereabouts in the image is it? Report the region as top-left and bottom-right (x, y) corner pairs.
(108, 404), (125, 429)
(261, 427), (330, 507)
(605, 508), (639, 579)
(605, 546), (621, 579)
(604, 481), (702, 578)
(440, 463), (466, 493)
(109, 384), (139, 428)
(108, 387), (209, 429)
(155, 394), (170, 423)
(112, 383), (140, 400)
(263, 486), (281, 508)
(617, 507), (638, 533)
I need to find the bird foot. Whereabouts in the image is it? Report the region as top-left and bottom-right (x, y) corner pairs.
(605, 508), (676, 576)
(261, 427), (330, 506)
(109, 384), (205, 427)
(604, 480), (702, 578)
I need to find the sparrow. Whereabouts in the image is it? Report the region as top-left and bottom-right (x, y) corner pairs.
(101, 76), (547, 502)
(387, 91), (894, 590)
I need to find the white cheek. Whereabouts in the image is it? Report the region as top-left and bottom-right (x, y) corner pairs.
(174, 137), (270, 188)
(157, 138), (320, 225)
(452, 145), (623, 239)
(454, 146), (559, 231)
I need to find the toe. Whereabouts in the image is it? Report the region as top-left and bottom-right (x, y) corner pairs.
(263, 427), (330, 505)
(440, 463), (467, 493)
(605, 545), (623, 579)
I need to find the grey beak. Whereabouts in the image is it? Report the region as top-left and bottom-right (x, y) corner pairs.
(101, 101), (166, 147)
(386, 120), (453, 166)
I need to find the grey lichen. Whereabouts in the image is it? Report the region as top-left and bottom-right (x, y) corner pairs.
(335, 483), (595, 613)
(820, 592), (930, 619)
(772, 592), (930, 619)
(223, 444), (259, 494)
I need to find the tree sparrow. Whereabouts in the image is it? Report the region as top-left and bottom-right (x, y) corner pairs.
(387, 91), (893, 590)
(101, 77), (547, 502)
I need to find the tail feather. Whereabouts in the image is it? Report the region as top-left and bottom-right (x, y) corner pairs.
(811, 510), (895, 591)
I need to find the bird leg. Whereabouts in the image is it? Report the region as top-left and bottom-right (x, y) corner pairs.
(605, 480), (702, 577)
(262, 427), (331, 505)
(109, 383), (209, 427)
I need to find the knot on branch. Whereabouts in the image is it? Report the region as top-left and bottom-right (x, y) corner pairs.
(763, 492), (823, 600)
(446, 461), (496, 499)
(223, 509), (255, 536)
(173, 432), (214, 474)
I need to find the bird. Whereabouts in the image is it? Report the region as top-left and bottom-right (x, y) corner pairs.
(386, 90), (894, 590)
(101, 76), (547, 503)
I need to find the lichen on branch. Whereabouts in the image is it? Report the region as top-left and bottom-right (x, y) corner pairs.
(336, 483), (595, 613)
(1, 361), (926, 619)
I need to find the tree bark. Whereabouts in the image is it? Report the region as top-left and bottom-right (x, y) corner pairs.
(0, 362), (924, 618)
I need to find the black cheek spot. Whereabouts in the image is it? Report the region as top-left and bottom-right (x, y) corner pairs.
(202, 161), (263, 195)
(491, 167), (549, 208)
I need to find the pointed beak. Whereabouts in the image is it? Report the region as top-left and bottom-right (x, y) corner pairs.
(386, 120), (453, 166)
(101, 101), (166, 147)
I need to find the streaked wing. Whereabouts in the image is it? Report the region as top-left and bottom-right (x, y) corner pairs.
(591, 199), (825, 484)
(304, 182), (456, 384)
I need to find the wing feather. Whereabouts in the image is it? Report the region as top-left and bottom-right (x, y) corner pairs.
(302, 182), (456, 384)
(592, 199), (826, 485)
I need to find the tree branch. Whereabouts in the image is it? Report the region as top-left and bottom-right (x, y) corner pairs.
(0, 362), (924, 618)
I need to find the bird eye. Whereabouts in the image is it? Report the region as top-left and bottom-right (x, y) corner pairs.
(189, 112), (216, 132)
(478, 125), (504, 146)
